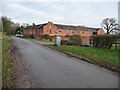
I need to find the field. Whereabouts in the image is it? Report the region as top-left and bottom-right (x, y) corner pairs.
(50, 45), (119, 72)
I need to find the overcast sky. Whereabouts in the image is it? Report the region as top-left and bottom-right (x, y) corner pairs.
(1, 0), (119, 28)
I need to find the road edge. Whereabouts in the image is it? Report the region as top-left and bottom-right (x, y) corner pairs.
(11, 41), (31, 88)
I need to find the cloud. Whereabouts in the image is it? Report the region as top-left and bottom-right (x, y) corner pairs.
(1, 2), (118, 27)
(2, 0), (120, 2)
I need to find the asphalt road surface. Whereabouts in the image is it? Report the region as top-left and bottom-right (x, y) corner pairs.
(12, 36), (118, 88)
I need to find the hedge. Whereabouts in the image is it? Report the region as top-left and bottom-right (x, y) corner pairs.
(92, 34), (120, 49)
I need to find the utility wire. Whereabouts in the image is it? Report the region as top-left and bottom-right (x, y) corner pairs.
(12, 2), (58, 20)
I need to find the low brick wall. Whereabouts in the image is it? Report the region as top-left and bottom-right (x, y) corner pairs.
(82, 37), (90, 44)
(61, 37), (69, 41)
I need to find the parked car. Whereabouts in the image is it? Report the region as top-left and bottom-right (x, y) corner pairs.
(80, 44), (90, 47)
(16, 34), (23, 37)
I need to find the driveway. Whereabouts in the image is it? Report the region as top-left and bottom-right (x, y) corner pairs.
(12, 36), (118, 88)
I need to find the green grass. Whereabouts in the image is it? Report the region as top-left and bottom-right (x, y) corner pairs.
(2, 34), (13, 88)
(0, 33), (2, 39)
(0, 37), (2, 89)
(24, 37), (54, 43)
(24, 37), (35, 41)
(112, 44), (120, 50)
(41, 40), (54, 43)
(50, 45), (119, 69)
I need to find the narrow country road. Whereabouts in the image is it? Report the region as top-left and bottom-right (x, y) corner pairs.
(12, 36), (118, 88)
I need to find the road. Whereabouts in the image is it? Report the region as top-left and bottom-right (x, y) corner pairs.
(12, 36), (118, 88)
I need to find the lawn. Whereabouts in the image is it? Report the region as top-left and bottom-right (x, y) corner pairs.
(50, 45), (119, 71)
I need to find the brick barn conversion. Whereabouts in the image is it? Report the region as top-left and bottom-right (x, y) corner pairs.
(23, 22), (105, 44)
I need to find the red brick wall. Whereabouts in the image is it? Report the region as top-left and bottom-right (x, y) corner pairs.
(61, 37), (70, 41)
(79, 31), (93, 37)
(24, 22), (105, 44)
(24, 27), (43, 36)
(24, 23), (105, 37)
(97, 28), (105, 35)
(43, 22), (58, 36)
(82, 37), (90, 44)
(43, 22), (94, 37)
(24, 28), (33, 35)
(33, 28), (43, 35)
(37, 28), (43, 35)
(23, 29), (27, 35)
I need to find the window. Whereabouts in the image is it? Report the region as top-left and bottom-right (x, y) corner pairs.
(50, 29), (52, 33)
(93, 32), (97, 34)
(82, 32), (84, 34)
(50, 25), (52, 29)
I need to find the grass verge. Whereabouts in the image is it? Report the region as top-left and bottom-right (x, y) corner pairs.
(49, 45), (119, 72)
(2, 34), (14, 88)
(24, 37), (54, 43)
(41, 40), (54, 43)
(24, 37), (35, 41)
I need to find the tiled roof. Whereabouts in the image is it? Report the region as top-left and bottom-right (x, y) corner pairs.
(54, 24), (100, 31)
(25, 23), (47, 29)
(25, 22), (100, 31)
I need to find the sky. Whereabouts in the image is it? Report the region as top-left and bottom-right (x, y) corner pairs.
(0, 0), (119, 28)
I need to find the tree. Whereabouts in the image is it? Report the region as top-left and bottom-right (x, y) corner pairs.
(15, 26), (24, 34)
(0, 18), (2, 32)
(101, 18), (119, 34)
(11, 23), (20, 34)
(22, 23), (29, 28)
(2, 16), (12, 34)
(1, 16), (20, 35)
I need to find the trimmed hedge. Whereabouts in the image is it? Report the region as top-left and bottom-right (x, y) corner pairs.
(92, 34), (120, 49)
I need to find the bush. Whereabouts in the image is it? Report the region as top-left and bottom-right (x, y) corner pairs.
(49, 37), (53, 41)
(92, 34), (120, 49)
(61, 40), (68, 45)
(61, 35), (82, 46)
(69, 35), (82, 46)
(67, 40), (78, 45)
(23, 34), (34, 38)
(42, 34), (50, 39)
(65, 34), (70, 37)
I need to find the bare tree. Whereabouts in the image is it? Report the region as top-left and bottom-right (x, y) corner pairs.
(114, 22), (120, 34)
(22, 23), (29, 28)
(101, 18), (119, 34)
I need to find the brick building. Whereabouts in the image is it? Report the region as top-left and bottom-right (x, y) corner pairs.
(24, 22), (105, 44)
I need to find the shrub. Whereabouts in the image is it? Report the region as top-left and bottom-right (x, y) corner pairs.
(23, 34), (34, 38)
(67, 40), (79, 45)
(65, 34), (70, 37)
(49, 37), (53, 41)
(61, 40), (68, 45)
(42, 34), (50, 39)
(69, 35), (82, 46)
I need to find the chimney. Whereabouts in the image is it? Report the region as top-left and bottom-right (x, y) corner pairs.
(48, 21), (52, 23)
